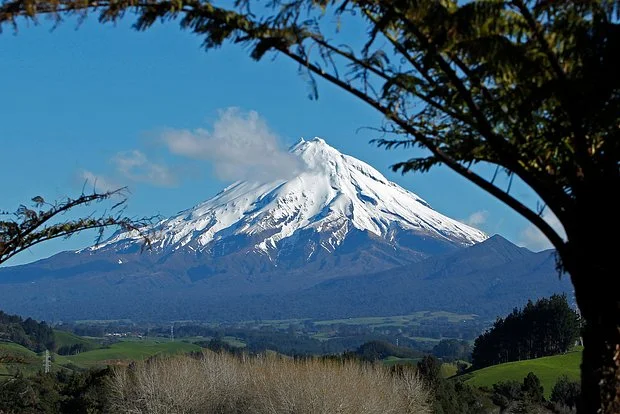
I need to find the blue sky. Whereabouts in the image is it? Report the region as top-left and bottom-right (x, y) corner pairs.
(1, 16), (558, 266)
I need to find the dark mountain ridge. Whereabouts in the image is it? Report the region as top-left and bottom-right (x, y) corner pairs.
(0, 235), (572, 322)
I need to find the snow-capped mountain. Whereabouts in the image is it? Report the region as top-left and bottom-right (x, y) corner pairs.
(93, 137), (486, 265)
(0, 139), (574, 323)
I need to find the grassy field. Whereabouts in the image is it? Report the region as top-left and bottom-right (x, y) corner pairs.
(381, 356), (421, 367)
(0, 342), (40, 376)
(54, 330), (101, 349)
(222, 336), (247, 348)
(64, 340), (201, 368)
(0, 342), (77, 376)
(312, 311), (478, 327)
(464, 349), (582, 398)
(235, 311), (478, 331)
(1, 338), (202, 376)
(440, 363), (458, 378)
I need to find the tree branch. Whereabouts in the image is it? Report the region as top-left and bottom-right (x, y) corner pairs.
(0, 190), (153, 264)
(272, 40), (566, 252)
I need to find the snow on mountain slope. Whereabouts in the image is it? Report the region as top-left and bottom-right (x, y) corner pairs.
(92, 138), (487, 257)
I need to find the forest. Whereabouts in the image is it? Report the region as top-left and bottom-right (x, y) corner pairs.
(472, 294), (580, 369)
(0, 311), (55, 353)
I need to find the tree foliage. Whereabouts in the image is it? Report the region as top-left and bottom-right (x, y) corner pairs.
(472, 294), (580, 369)
(0, 189), (152, 265)
(416, 355), (495, 414)
(432, 339), (472, 362)
(354, 339), (423, 361)
(0, 368), (112, 413)
(0, 310), (55, 352)
(491, 372), (546, 412)
(551, 375), (581, 412)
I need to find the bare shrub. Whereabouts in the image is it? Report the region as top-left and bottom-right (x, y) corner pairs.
(108, 351), (431, 414)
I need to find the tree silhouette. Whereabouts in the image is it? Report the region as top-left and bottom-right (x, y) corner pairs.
(1, 1), (618, 411)
(1, 189), (152, 265)
(472, 294), (580, 368)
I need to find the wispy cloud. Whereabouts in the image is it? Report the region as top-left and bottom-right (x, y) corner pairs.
(160, 107), (303, 182)
(79, 170), (120, 193)
(518, 210), (566, 252)
(113, 150), (177, 187)
(461, 210), (489, 228)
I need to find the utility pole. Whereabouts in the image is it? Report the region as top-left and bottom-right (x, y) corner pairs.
(170, 324), (174, 342)
(44, 350), (51, 374)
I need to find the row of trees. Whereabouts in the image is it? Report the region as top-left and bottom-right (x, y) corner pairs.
(432, 339), (472, 362)
(472, 294), (580, 369)
(0, 310), (55, 352)
(492, 372), (581, 413)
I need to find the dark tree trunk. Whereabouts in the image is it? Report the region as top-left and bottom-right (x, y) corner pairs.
(562, 193), (620, 414)
(572, 270), (620, 414)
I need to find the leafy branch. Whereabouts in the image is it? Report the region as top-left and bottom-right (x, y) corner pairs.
(0, 188), (153, 264)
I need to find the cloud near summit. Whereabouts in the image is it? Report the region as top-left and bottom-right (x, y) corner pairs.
(161, 108), (304, 182)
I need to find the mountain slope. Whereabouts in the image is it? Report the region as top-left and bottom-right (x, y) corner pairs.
(262, 235), (572, 320)
(0, 138), (487, 287)
(92, 137), (486, 262)
(0, 236), (572, 322)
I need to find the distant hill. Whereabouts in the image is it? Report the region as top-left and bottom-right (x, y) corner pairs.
(263, 235), (572, 320)
(0, 235), (572, 322)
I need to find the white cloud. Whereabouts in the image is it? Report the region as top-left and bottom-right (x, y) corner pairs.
(462, 210), (489, 228)
(518, 210), (566, 252)
(79, 170), (120, 193)
(113, 150), (177, 187)
(160, 107), (304, 182)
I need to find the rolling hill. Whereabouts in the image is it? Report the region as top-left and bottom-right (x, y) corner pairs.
(463, 348), (582, 398)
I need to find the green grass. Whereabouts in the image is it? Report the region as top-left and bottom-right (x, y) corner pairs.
(0, 342), (39, 376)
(381, 356), (421, 367)
(464, 349), (582, 398)
(409, 336), (442, 346)
(221, 336), (247, 348)
(54, 330), (100, 349)
(64, 340), (201, 368)
(0, 342), (74, 377)
(242, 311), (478, 331)
(2, 338), (202, 376)
(440, 363), (458, 378)
(0, 342), (38, 358)
(312, 311), (477, 328)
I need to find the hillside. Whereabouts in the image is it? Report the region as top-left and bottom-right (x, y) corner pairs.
(463, 348), (582, 398)
(0, 338), (201, 375)
(54, 330), (100, 352)
(0, 236), (571, 322)
(64, 340), (201, 368)
(0, 342), (41, 377)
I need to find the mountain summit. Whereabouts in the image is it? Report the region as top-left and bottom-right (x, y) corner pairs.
(94, 137), (486, 265)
